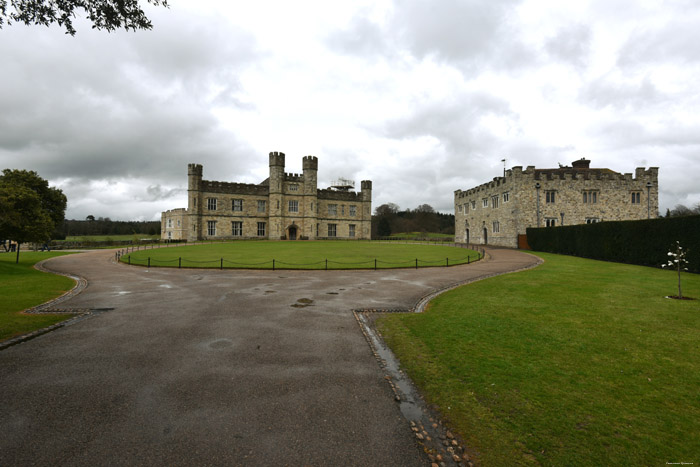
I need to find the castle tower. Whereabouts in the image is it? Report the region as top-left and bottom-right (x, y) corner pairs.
(302, 156), (318, 195)
(187, 163), (203, 241)
(268, 152), (285, 238)
(302, 156), (319, 239)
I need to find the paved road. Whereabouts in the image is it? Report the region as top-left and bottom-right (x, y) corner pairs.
(0, 247), (539, 466)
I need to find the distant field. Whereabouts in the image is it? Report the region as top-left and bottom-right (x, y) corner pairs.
(63, 234), (159, 242)
(121, 241), (478, 269)
(0, 251), (77, 342)
(377, 252), (700, 466)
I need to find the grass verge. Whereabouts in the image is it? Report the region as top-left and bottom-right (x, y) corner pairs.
(121, 240), (479, 269)
(0, 251), (77, 342)
(376, 252), (700, 466)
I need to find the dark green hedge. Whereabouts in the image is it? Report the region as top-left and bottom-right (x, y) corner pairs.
(527, 215), (700, 273)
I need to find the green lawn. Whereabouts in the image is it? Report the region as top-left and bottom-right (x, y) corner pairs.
(377, 252), (700, 466)
(0, 251), (77, 342)
(122, 240), (478, 269)
(385, 232), (454, 240)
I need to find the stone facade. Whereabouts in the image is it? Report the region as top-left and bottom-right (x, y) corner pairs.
(161, 152), (372, 241)
(454, 159), (659, 248)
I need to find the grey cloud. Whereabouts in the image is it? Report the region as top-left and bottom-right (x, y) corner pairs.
(144, 184), (186, 202)
(618, 19), (700, 67)
(545, 24), (592, 69)
(327, 0), (535, 72)
(579, 75), (664, 110)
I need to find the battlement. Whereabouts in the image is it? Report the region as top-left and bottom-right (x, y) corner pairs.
(317, 188), (364, 201)
(303, 155), (318, 171)
(284, 173), (305, 182)
(455, 160), (659, 198)
(201, 180), (269, 196)
(361, 180), (372, 191)
(269, 151), (285, 167)
(188, 163), (203, 177)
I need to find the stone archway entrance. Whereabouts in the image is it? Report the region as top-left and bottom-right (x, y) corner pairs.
(483, 227), (488, 245)
(287, 225), (298, 240)
(465, 228), (469, 245)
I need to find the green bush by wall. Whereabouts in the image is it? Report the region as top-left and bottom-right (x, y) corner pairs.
(527, 215), (700, 273)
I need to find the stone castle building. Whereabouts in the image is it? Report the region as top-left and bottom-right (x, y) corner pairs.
(161, 152), (372, 241)
(454, 158), (659, 248)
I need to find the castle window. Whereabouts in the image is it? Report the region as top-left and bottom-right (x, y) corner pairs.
(167, 219), (172, 228)
(458, 205), (463, 213)
(316, 223), (319, 236)
(545, 191), (556, 204)
(342, 205), (345, 215)
(492, 221), (500, 233)
(257, 200), (266, 212)
(328, 224), (337, 237)
(349, 205), (356, 216)
(232, 199), (243, 212)
(586, 218), (600, 224)
(545, 218), (557, 227)
(207, 220), (217, 236)
(257, 222), (266, 237)
(482, 198), (488, 208)
(207, 198), (217, 211)
(289, 184), (298, 192)
(503, 192), (510, 203)
(231, 221), (242, 236)
(177, 220), (181, 227)
(311, 202), (315, 212)
(583, 191), (598, 204)
(289, 200), (299, 213)
(471, 200), (476, 210)
(492, 195), (499, 208)
(631, 192), (641, 204)
(349, 224), (356, 237)
(328, 204), (338, 216)
(167, 232), (172, 239)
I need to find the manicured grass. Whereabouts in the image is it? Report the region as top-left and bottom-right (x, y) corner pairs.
(386, 232), (454, 240)
(376, 252), (700, 466)
(121, 240), (479, 269)
(0, 251), (77, 342)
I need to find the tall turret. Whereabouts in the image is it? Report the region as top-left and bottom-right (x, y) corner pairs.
(302, 156), (318, 195)
(268, 152), (285, 238)
(187, 163), (203, 241)
(361, 180), (372, 202)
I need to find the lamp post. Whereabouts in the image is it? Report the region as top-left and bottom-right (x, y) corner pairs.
(646, 181), (653, 219)
(560, 212), (564, 226)
(535, 182), (541, 227)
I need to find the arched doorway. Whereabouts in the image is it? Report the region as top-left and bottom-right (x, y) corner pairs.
(483, 227), (488, 245)
(464, 221), (469, 244)
(288, 226), (298, 240)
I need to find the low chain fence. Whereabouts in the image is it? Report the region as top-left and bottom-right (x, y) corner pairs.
(115, 244), (485, 271)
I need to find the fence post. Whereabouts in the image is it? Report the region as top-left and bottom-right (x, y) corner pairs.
(446, 257), (449, 267)
(468, 255), (470, 264)
(148, 257), (150, 268)
(128, 256), (131, 265)
(220, 258), (223, 270)
(179, 257), (181, 269)
(374, 259), (377, 271)
(272, 259), (275, 271)
(325, 259), (328, 271)
(415, 258), (418, 269)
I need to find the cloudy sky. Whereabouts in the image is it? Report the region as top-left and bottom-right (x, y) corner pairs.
(2, 0), (699, 221)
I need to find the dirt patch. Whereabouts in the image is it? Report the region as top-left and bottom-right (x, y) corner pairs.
(291, 298), (314, 308)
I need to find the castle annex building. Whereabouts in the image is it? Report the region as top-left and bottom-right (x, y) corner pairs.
(454, 159), (659, 248)
(161, 152), (372, 242)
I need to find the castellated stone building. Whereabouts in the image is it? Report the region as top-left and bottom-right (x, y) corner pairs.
(454, 158), (659, 248)
(161, 152), (372, 241)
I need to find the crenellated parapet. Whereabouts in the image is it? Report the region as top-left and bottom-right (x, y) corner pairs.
(201, 180), (269, 196)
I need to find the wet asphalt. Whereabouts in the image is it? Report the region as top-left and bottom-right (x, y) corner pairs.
(0, 247), (539, 466)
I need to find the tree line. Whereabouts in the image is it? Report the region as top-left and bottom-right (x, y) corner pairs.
(372, 203), (455, 237)
(59, 217), (161, 238)
(665, 203), (700, 217)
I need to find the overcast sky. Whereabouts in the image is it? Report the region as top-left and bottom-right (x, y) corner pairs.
(2, 0), (699, 221)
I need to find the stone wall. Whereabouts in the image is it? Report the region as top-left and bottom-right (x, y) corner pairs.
(454, 160), (659, 248)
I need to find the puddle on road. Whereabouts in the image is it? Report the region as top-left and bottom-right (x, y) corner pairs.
(291, 298), (314, 308)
